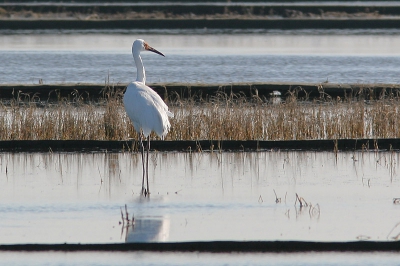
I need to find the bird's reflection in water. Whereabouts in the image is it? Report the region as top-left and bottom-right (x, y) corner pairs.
(123, 216), (170, 243)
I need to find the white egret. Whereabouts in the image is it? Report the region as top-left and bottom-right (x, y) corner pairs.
(123, 39), (173, 196)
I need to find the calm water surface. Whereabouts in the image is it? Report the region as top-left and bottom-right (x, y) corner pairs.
(1, 29), (400, 84)
(2, 251), (400, 266)
(1, 150), (400, 265)
(1, 150), (400, 244)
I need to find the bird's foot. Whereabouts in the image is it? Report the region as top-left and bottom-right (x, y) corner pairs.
(141, 187), (150, 197)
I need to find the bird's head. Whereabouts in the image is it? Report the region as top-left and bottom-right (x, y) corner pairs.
(132, 39), (165, 57)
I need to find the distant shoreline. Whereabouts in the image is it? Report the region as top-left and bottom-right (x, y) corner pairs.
(2, 18), (400, 30)
(2, 2), (400, 30)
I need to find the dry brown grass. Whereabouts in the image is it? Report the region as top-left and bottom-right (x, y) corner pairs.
(1, 88), (400, 141)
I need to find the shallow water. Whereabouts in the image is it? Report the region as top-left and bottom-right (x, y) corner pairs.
(1, 151), (400, 244)
(2, 251), (400, 266)
(1, 29), (400, 84)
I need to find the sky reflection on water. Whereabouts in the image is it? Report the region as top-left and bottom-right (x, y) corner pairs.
(0, 151), (400, 244)
(2, 250), (400, 266)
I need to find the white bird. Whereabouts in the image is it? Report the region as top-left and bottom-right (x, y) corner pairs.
(123, 39), (173, 196)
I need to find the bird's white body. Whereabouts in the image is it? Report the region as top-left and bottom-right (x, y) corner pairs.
(123, 38), (173, 138)
(124, 81), (172, 138)
(123, 39), (172, 196)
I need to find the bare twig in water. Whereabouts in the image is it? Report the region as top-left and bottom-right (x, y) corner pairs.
(295, 193), (308, 207)
(333, 139), (338, 158)
(273, 189), (281, 203)
(285, 209), (290, 219)
(120, 207), (124, 226)
(393, 198), (400, 204)
(356, 235), (371, 241)
(196, 141), (203, 152)
(124, 204), (130, 224)
(120, 204), (135, 240)
(258, 195), (263, 203)
(387, 221), (400, 240)
(120, 204), (134, 225)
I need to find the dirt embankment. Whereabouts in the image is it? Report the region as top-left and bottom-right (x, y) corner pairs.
(2, 3), (400, 29)
(2, 82), (400, 101)
(0, 3), (398, 21)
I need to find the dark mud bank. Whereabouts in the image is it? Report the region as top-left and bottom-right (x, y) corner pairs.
(2, 240), (400, 252)
(0, 139), (398, 152)
(2, 82), (399, 101)
(2, 18), (400, 30)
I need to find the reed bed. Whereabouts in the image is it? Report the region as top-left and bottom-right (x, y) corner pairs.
(1, 90), (400, 141)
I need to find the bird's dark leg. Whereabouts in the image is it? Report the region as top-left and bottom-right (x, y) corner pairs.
(139, 133), (146, 195)
(146, 135), (150, 196)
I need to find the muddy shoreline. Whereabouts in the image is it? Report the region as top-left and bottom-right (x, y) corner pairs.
(1, 240), (400, 252)
(1, 3), (400, 20)
(2, 18), (400, 30)
(0, 138), (398, 152)
(1, 82), (399, 101)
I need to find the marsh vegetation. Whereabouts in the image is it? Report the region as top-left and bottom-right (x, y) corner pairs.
(1, 87), (400, 141)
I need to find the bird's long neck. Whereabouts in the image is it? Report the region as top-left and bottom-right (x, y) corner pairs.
(134, 53), (146, 84)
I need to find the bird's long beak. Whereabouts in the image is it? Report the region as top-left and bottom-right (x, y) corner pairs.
(145, 44), (165, 57)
